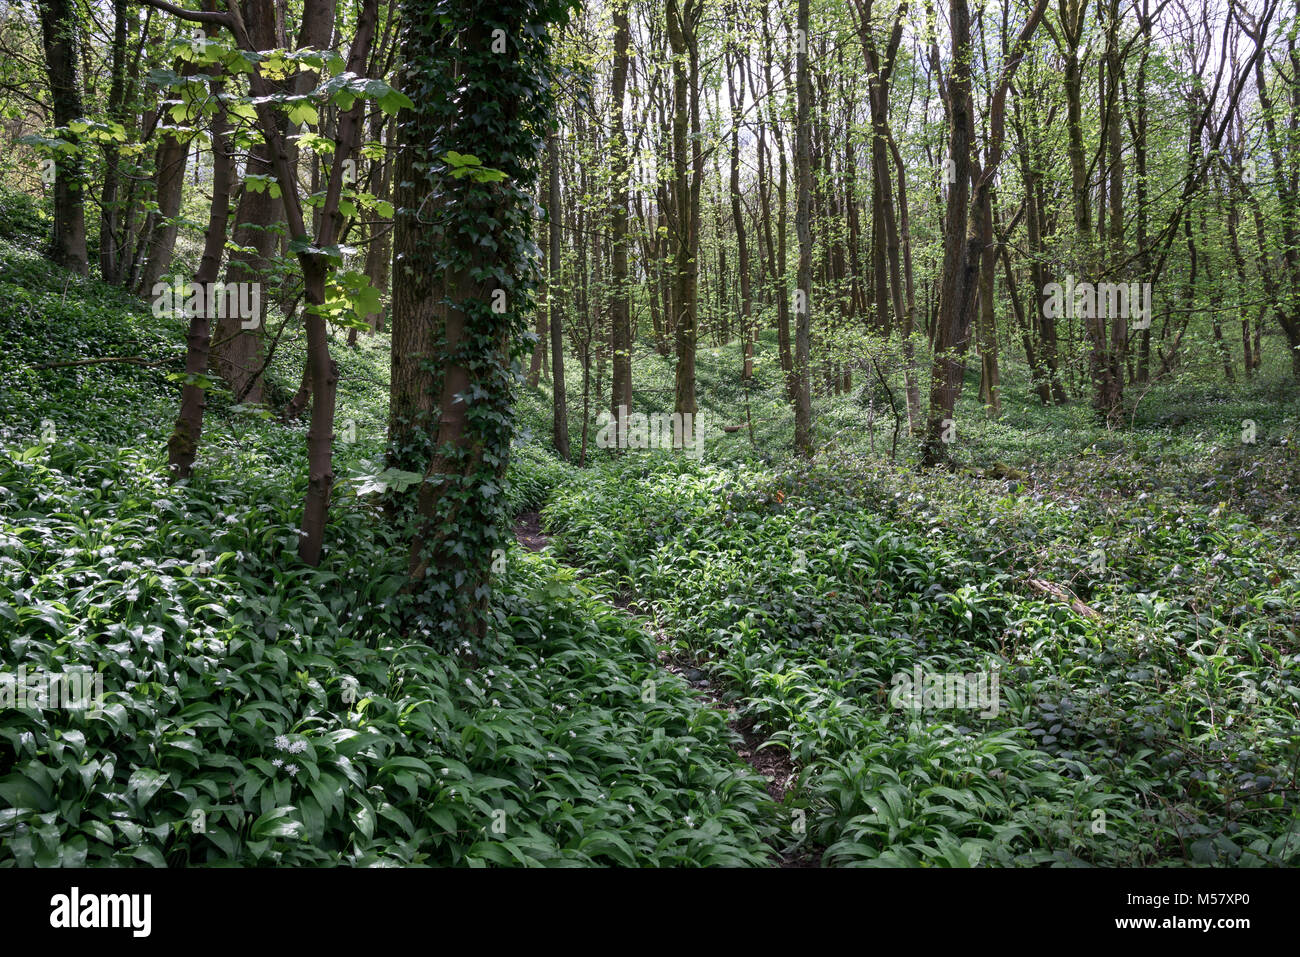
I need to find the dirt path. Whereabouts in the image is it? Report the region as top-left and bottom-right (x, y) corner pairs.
(512, 512), (817, 866)
(513, 511), (550, 552)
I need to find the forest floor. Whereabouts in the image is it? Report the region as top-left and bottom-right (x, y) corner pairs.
(3, 190), (1300, 866)
(514, 509), (811, 864)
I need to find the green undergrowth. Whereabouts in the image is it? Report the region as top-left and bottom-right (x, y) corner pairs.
(0, 205), (778, 866)
(539, 450), (1300, 866)
(0, 441), (775, 864)
(4, 187), (1299, 868)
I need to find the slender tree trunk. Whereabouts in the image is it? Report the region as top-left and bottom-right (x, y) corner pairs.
(98, 0), (128, 284)
(167, 14), (232, 482)
(609, 8), (633, 439)
(134, 122), (190, 293)
(210, 140), (277, 404)
(793, 0), (813, 455)
(549, 131), (571, 460)
(528, 162), (549, 389)
(886, 132), (923, 429)
(922, 0), (975, 467)
(667, 0), (701, 417)
(363, 112), (395, 334)
(1097, 0), (1126, 420)
(976, 186), (1001, 417)
(1131, 1), (1152, 384)
(727, 33), (754, 378)
(1254, 16), (1300, 379)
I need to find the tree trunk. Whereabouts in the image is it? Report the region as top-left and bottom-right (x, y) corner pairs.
(397, 0), (557, 639)
(134, 118), (191, 293)
(922, 0), (976, 467)
(166, 24), (232, 478)
(667, 0), (701, 418)
(210, 142), (277, 403)
(923, 0), (1047, 464)
(389, 76), (437, 469)
(167, 28), (233, 482)
(726, 32), (754, 378)
(37, 0), (89, 275)
(549, 131), (571, 460)
(208, 0), (291, 404)
(793, 0), (813, 456)
(99, 0), (129, 284)
(609, 8), (633, 440)
(363, 112), (395, 334)
(976, 186), (1001, 417)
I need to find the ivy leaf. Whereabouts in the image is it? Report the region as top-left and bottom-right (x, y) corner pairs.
(377, 87), (414, 115)
(353, 468), (423, 496)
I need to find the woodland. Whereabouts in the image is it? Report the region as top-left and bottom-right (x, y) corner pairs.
(0, 0), (1298, 868)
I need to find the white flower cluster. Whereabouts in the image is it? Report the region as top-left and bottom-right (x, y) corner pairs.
(271, 734), (307, 776)
(274, 734), (308, 754)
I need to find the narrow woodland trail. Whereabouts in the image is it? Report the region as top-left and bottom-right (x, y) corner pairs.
(512, 511), (816, 866)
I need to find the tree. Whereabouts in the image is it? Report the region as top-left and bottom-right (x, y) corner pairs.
(609, 3), (633, 442)
(667, 0), (702, 418)
(922, 0), (1048, 466)
(36, 0), (88, 275)
(548, 129), (572, 460)
(141, 0), (393, 565)
(398, 0), (569, 643)
(1248, 0), (1300, 379)
(793, 0), (813, 455)
(207, 0), (282, 405)
(166, 12), (234, 483)
(724, 8), (754, 378)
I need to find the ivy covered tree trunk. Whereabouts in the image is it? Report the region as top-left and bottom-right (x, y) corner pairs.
(389, 97), (438, 470)
(399, 0), (565, 643)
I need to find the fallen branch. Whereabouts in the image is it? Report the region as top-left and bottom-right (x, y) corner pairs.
(35, 354), (182, 370)
(1024, 577), (1101, 620)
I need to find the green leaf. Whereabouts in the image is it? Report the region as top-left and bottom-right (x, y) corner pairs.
(251, 806), (304, 840)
